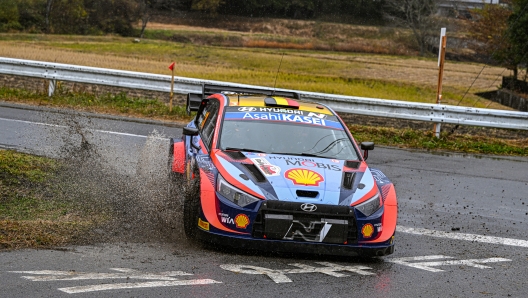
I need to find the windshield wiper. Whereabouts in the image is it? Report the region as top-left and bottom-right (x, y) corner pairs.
(225, 147), (266, 153)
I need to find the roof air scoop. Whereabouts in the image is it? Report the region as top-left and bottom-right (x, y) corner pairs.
(264, 97), (300, 109)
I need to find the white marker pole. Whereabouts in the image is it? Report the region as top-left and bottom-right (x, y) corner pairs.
(434, 28), (447, 138)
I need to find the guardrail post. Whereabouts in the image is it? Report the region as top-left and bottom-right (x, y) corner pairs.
(48, 79), (56, 97)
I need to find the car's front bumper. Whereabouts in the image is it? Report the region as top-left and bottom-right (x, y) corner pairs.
(195, 227), (395, 257)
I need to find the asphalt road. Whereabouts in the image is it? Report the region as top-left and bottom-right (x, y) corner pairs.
(1, 102), (527, 297)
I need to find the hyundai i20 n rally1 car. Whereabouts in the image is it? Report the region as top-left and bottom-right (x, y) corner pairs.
(169, 84), (398, 257)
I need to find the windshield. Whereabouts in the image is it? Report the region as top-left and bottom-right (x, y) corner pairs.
(219, 120), (359, 160)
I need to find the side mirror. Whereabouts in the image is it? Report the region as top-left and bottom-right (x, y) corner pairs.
(183, 127), (201, 151)
(183, 127), (199, 136)
(360, 142), (374, 160)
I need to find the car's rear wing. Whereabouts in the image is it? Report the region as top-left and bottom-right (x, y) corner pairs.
(186, 84), (300, 115)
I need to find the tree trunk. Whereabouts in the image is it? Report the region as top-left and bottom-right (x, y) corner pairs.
(45, 0), (54, 33)
(140, 15), (150, 39)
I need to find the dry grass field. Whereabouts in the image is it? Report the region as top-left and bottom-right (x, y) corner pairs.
(0, 33), (509, 109)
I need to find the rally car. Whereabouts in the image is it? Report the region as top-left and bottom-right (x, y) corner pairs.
(168, 84), (397, 257)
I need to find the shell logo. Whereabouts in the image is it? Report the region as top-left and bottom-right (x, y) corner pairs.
(361, 223), (375, 238)
(285, 168), (324, 186)
(235, 214), (250, 229)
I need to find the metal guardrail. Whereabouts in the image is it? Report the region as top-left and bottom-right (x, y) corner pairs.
(1, 57), (527, 130)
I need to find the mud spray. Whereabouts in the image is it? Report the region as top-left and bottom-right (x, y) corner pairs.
(45, 111), (185, 244)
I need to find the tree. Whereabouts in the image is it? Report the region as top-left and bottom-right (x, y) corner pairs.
(16, 0), (46, 31)
(467, 3), (512, 64)
(384, 0), (438, 56)
(139, 0), (153, 38)
(84, 0), (139, 35)
(191, 0), (224, 14)
(507, 0), (528, 79)
(0, 0), (21, 31)
(49, 0), (88, 34)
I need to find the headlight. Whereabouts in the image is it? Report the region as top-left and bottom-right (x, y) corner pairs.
(354, 191), (381, 217)
(217, 174), (261, 208)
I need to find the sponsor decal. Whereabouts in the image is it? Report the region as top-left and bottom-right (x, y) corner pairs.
(374, 223), (383, 232)
(251, 158), (281, 176)
(269, 156), (314, 161)
(285, 168), (324, 186)
(196, 155), (214, 171)
(238, 107), (257, 112)
(198, 218), (210, 231)
(224, 112), (343, 129)
(285, 160), (341, 171)
(242, 113), (327, 126)
(371, 168), (391, 185)
(361, 223), (374, 238)
(331, 159), (339, 163)
(307, 112), (326, 119)
(257, 153), (266, 157)
(219, 213), (234, 224)
(259, 107), (303, 115)
(235, 214), (250, 229)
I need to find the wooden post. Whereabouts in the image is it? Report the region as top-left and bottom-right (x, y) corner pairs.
(168, 62), (175, 112)
(434, 28), (447, 138)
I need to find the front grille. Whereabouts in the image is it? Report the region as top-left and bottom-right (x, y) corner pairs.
(252, 201), (357, 244)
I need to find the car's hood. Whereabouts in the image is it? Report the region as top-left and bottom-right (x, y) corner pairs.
(213, 151), (377, 206)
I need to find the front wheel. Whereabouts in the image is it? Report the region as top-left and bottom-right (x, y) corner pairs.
(183, 176), (200, 239)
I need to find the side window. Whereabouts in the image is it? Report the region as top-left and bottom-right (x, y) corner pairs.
(198, 99), (220, 150)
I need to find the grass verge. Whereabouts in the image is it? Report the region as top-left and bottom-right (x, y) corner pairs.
(0, 86), (190, 121)
(349, 125), (527, 156)
(0, 149), (95, 250)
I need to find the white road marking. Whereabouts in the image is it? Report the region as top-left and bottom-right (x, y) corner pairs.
(0, 117), (169, 139)
(11, 268), (192, 281)
(0, 117), (67, 128)
(387, 255), (511, 272)
(220, 262), (374, 283)
(397, 225), (528, 248)
(59, 279), (221, 294)
(9, 268), (221, 294)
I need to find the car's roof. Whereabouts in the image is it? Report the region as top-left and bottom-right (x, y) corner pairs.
(224, 95), (335, 115)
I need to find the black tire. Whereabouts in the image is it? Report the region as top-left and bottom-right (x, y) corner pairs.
(183, 175), (201, 239)
(167, 153), (185, 207)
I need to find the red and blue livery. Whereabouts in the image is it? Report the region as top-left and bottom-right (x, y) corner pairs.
(169, 85), (398, 257)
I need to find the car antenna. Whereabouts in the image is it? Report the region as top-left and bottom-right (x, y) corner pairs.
(272, 52), (285, 96)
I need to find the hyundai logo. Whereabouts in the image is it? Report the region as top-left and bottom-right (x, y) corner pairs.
(300, 203), (317, 212)
(238, 107), (257, 112)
